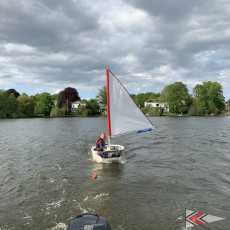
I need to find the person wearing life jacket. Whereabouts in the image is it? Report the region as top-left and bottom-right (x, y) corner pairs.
(96, 132), (106, 151)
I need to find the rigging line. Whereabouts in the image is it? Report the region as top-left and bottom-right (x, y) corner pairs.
(72, 176), (97, 219)
(96, 214), (100, 223)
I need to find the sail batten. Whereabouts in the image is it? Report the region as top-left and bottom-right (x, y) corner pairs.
(138, 128), (153, 133)
(107, 68), (155, 138)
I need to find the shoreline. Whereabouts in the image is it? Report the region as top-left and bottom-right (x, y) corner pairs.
(0, 114), (229, 120)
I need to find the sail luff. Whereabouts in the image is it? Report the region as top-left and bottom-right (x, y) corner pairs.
(106, 67), (111, 138)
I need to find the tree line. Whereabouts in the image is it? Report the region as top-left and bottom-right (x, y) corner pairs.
(159, 81), (226, 116)
(0, 81), (227, 119)
(96, 81), (227, 116)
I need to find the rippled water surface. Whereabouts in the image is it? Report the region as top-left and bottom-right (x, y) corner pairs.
(0, 117), (230, 230)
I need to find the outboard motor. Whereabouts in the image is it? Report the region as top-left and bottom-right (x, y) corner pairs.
(67, 213), (111, 230)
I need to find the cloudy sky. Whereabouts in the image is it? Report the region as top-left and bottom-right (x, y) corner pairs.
(0, 0), (230, 100)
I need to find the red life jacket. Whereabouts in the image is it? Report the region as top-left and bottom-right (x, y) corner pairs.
(96, 137), (105, 151)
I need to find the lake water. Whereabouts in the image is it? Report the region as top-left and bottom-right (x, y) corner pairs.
(0, 117), (230, 230)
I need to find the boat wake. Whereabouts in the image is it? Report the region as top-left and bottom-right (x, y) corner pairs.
(93, 192), (109, 199)
(50, 222), (68, 230)
(119, 158), (127, 164)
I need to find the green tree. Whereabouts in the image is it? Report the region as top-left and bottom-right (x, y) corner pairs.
(96, 86), (107, 104)
(35, 93), (54, 116)
(0, 91), (8, 118)
(188, 100), (204, 116)
(192, 81), (225, 115)
(82, 109), (93, 117)
(158, 85), (169, 102)
(141, 105), (163, 116)
(75, 104), (86, 116)
(60, 87), (80, 112)
(85, 99), (100, 116)
(52, 93), (62, 108)
(17, 94), (35, 117)
(77, 99), (100, 117)
(131, 93), (146, 108)
(33, 93), (44, 102)
(0, 92), (19, 118)
(166, 82), (192, 114)
(50, 106), (66, 117)
(8, 93), (19, 117)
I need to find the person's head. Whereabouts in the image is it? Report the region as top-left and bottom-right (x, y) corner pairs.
(100, 132), (106, 139)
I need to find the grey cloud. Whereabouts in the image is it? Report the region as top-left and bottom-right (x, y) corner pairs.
(0, 74), (13, 79)
(0, 0), (99, 51)
(124, 0), (210, 22)
(123, 0), (230, 65)
(0, 0), (230, 98)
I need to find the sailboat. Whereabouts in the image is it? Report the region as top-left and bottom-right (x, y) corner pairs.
(91, 68), (156, 163)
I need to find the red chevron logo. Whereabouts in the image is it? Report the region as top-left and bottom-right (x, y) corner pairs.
(186, 210), (225, 228)
(187, 211), (206, 226)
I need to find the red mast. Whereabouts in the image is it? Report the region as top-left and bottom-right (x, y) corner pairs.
(106, 67), (111, 138)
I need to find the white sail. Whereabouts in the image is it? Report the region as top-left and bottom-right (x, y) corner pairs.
(107, 69), (155, 138)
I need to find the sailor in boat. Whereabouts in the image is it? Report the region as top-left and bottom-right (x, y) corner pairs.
(96, 132), (121, 158)
(96, 132), (107, 152)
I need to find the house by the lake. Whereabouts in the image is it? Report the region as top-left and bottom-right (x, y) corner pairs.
(144, 99), (169, 113)
(99, 104), (107, 115)
(71, 100), (86, 112)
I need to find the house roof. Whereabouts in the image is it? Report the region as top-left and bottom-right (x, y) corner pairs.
(99, 103), (106, 107)
(72, 100), (82, 104)
(146, 99), (159, 103)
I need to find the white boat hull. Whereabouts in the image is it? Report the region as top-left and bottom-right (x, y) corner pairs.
(91, 144), (125, 163)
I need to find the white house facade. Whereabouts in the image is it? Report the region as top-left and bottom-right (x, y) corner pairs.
(99, 104), (107, 115)
(144, 99), (169, 113)
(71, 100), (86, 112)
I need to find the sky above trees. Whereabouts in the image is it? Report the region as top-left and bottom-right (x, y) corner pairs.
(0, 0), (230, 100)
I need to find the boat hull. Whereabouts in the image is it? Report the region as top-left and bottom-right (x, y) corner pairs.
(91, 144), (125, 163)
(67, 213), (111, 230)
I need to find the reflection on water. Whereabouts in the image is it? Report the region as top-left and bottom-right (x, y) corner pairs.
(0, 117), (230, 229)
